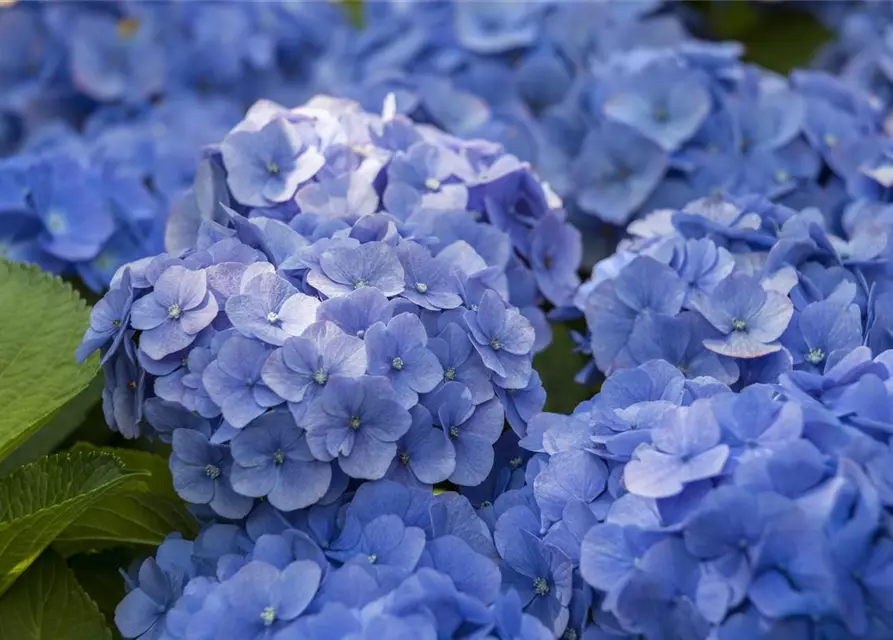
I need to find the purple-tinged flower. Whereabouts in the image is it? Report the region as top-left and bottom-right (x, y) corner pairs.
(230, 409), (332, 512)
(130, 266), (219, 360)
(302, 376), (411, 480)
(397, 241), (462, 311)
(496, 370), (546, 437)
(307, 241), (405, 298)
(365, 312), (443, 408)
(262, 321), (367, 420)
(782, 299), (863, 371)
(225, 271), (320, 346)
(464, 290), (535, 389)
(77, 267), (134, 364)
(427, 323), (494, 405)
(101, 337), (145, 440)
(430, 382), (505, 486)
(115, 557), (183, 640)
(202, 335), (281, 428)
(198, 560), (321, 638)
(316, 286), (395, 338)
(692, 272), (794, 358)
(296, 173), (379, 219)
(221, 117), (324, 208)
(169, 428), (252, 519)
(528, 213), (581, 307)
(624, 400), (729, 498)
(327, 513), (426, 581)
(388, 405), (456, 486)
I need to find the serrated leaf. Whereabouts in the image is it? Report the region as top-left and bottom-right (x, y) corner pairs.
(0, 451), (146, 595)
(69, 549), (133, 636)
(0, 260), (99, 463)
(0, 550), (112, 640)
(55, 445), (198, 556)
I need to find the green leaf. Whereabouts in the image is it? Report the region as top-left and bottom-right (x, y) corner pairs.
(0, 450), (146, 595)
(740, 11), (833, 74)
(69, 549), (133, 637)
(55, 445), (198, 556)
(0, 260), (98, 463)
(0, 550), (112, 640)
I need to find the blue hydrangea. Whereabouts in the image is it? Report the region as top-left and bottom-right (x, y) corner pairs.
(576, 192), (893, 386)
(79, 95), (549, 521)
(518, 349), (893, 638)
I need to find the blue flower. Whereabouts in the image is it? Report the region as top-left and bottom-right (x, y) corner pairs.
(465, 290), (535, 389)
(221, 117), (325, 208)
(454, 2), (543, 54)
(623, 400), (729, 498)
(30, 152), (115, 262)
(196, 560), (321, 639)
(261, 321), (367, 420)
(528, 213), (581, 308)
(307, 241), (406, 299)
(603, 59), (711, 151)
(130, 266), (218, 360)
(101, 338), (145, 440)
(782, 299), (863, 371)
(225, 271), (320, 346)
(169, 428), (252, 519)
(328, 513), (426, 581)
(202, 335), (281, 428)
(572, 121), (667, 225)
(230, 409), (331, 512)
(692, 272), (794, 358)
(430, 382), (505, 486)
(77, 267), (134, 364)
(302, 376), (411, 480)
(365, 312), (443, 409)
(317, 286), (395, 338)
(115, 557), (183, 640)
(388, 405), (456, 486)
(397, 241), (463, 311)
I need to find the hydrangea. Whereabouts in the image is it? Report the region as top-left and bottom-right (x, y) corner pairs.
(114, 482), (552, 640)
(522, 353), (893, 638)
(79, 95), (549, 520)
(575, 192), (893, 386)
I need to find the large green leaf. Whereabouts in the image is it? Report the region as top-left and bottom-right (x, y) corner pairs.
(0, 261), (98, 463)
(0, 550), (112, 640)
(0, 451), (146, 595)
(55, 445), (198, 556)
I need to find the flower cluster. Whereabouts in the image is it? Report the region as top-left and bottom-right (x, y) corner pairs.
(0, 2), (344, 155)
(520, 350), (893, 638)
(115, 479), (565, 640)
(0, 95), (238, 291)
(78, 95), (570, 523)
(575, 191), (893, 386)
(0, 1), (346, 288)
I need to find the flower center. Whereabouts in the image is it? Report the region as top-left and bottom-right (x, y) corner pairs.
(260, 606), (276, 626)
(424, 177), (441, 191)
(392, 357), (404, 370)
(774, 169), (789, 184)
(479, 500), (492, 508)
(824, 133), (838, 148)
(116, 17), (141, 40)
(112, 319), (121, 327)
(126, 380), (137, 391)
(563, 630), (578, 640)
(806, 347), (825, 365)
(350, 416), (361, 430)
(204, 464), (220, 479)
(490, 338), (502, 350)
(46, 211), (67, 234)
(731, 319), (747, 332)
(444, 367), (456, 381)
(168, 304), (182, 319)
(652, 107), (668, 122)
(266, 311), (279, 324)
(272, 450), (285, 466)
(368, 553), (377, 564)
(354, 279), (367, 289)
(509, 456), (523, 469)
(399, 452), (410, 465)
(415, 282), (428, 294)
(449, 426), (460, 439)
(266, 162), (280, 175)
(533, 577), (550, 596)
(312, 368), (328, 385)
